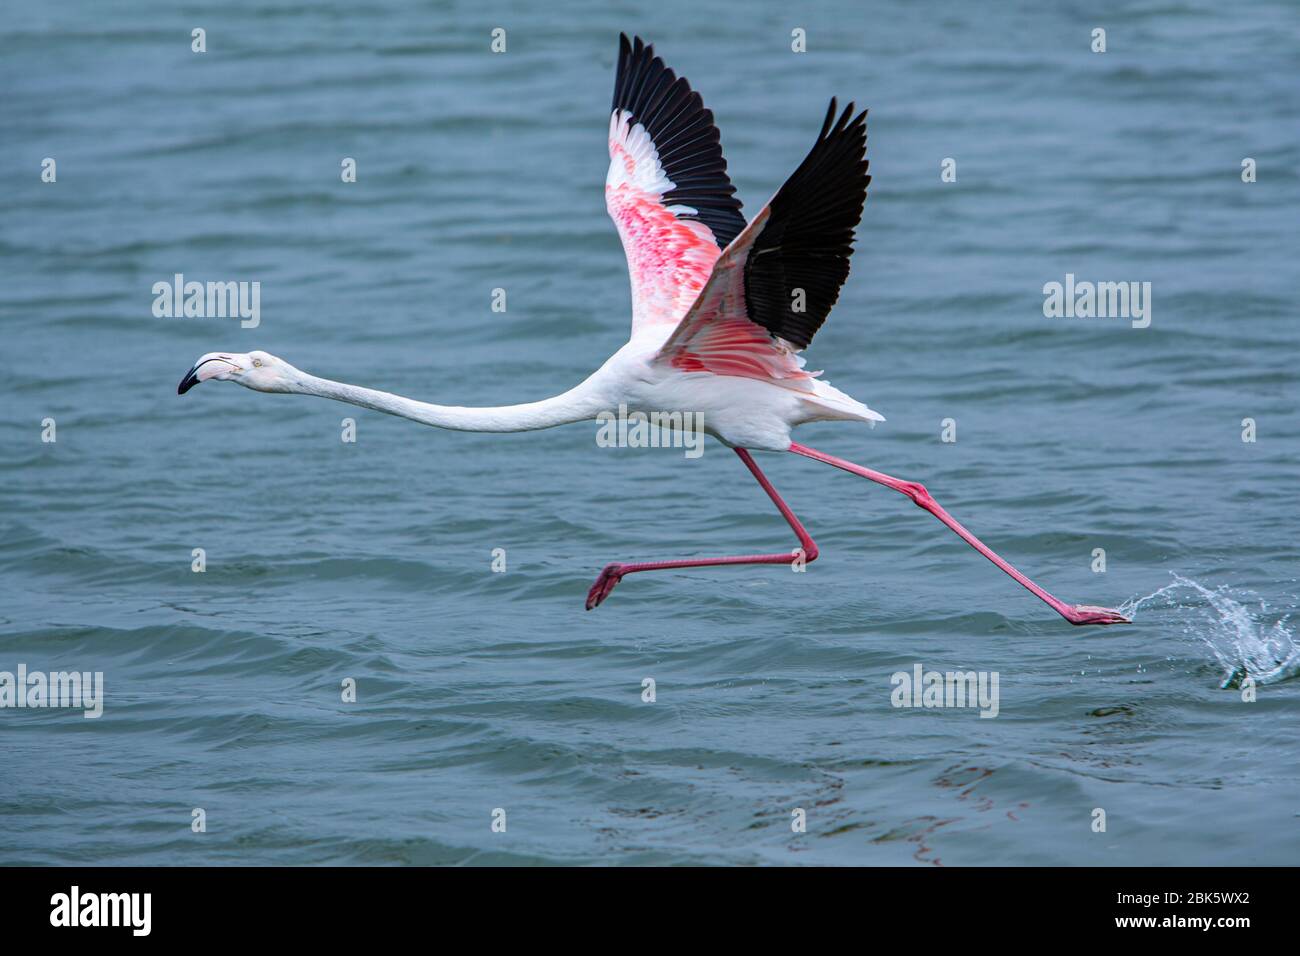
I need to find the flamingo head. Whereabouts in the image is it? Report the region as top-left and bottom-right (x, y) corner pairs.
(177, 350), (300, 395)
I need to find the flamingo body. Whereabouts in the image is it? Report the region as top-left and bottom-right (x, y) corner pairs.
(583, 332), (879, 451)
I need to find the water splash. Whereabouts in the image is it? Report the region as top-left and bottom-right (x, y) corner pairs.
(1120, 573), (1300, 688)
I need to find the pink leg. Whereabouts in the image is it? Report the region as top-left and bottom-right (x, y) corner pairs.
(586, 447), (817, 609)
(788, 442), (1129, 626)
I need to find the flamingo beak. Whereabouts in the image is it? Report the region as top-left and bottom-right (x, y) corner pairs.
(178, 356), (239, 395)
(177, 366), (202, 395)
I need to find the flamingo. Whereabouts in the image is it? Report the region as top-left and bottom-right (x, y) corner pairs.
(178, 34), (1130, 626)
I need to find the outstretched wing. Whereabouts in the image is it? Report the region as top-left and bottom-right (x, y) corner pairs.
(655, 99), (870, 387)
(606, 34), (747, 336)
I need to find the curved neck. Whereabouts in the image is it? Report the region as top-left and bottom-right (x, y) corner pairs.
(292, 371), (607, 433)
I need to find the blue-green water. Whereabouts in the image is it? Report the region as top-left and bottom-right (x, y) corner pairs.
(3, 1), (1298, 865)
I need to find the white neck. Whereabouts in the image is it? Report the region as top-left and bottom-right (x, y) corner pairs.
(290, 370), (608, 433)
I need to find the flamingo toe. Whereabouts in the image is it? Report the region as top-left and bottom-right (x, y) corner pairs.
(585, 563), (626, 610)
(1069, 605), (1132, 626)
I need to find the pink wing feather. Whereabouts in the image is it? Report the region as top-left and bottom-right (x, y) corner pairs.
(656, 100), (871, 393)
(655, 207), (817, 387)
(605, 35), (745, 336)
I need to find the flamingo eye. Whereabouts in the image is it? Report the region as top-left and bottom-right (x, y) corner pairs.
(253, 359), (263, 367)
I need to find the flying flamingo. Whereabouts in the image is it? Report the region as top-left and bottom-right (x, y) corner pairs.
(178, 34), (1130, 626)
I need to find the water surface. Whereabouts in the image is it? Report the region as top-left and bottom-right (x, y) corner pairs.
(2, 0), (1298, 865)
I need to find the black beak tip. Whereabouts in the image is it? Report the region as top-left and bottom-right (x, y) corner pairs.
(178, 370), (200, 395)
